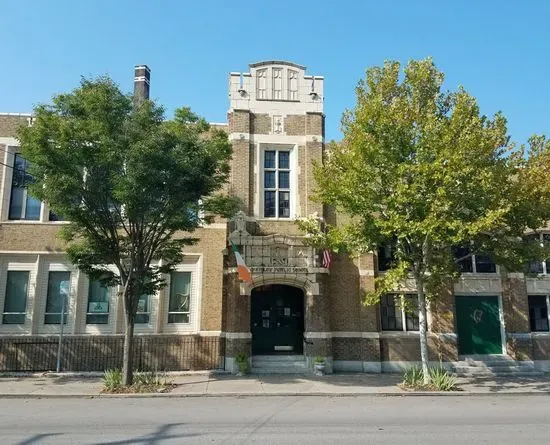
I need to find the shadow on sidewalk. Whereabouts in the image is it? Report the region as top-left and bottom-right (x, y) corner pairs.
(208, 372), (402, 387)
(458, 375), (550, 393)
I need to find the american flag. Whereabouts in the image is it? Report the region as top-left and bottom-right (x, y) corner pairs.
(322, 249), (332, 269)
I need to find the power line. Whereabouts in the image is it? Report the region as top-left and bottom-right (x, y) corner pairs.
(0, 160), (26, 174)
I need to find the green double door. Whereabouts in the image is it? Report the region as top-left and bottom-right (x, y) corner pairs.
(455, 295), (503, 355)
(251, 285), (304, 355)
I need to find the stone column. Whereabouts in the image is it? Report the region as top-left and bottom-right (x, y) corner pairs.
(222, 249), (252, 373)
(358, 252), (382, 372)
(304, 274), (333, 372)
(228, 110), (252, 214)
(501, 273), (533, 360)
(428, 280), (459, 363)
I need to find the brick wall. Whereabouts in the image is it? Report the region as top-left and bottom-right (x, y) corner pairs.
(250, 113), (270, 134)
(0, 334), (225, 372)
(0, 115), (28, 138)
(501, 275), (530, 333)
(532, 336), (550, 360)
(284, 115), (305, 135)
(228, 110), (250, 133)
(0, 224), (67, 251)
(306, 112), (323, 136)
(380, 336), (458, 362)
(328, 253), (362, 331)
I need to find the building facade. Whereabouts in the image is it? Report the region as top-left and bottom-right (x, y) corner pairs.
(1, 61), (550, 373)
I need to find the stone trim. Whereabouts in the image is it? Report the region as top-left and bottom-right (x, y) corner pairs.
(228, 133), (250, 141)
(224, 332), (252, 339)
(359, 270), (375, 276)
(197, 331), (222, 337)
(507, 332), (533, 339)
(304, 332), (381, 339)
(305, 134), (324, 143)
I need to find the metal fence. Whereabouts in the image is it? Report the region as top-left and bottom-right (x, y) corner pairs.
(0, 335), (225, 372)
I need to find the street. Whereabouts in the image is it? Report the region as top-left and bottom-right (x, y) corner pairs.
(1, 395), (550, 444)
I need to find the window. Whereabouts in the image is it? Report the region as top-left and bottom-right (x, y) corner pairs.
(44, 271), (70, 324)
(168, 272), (191, 323)
(2, 271), (29, 324)
(9, 154), (41, 220)
(135, 294), (151, 324)
(524, 233), (550, 274)
(381, 294), (419, 331)
(377, 241), (396, 271)
(528, 295), (550, 332)
(475, 255), (497, 273)
(453, 247), (496, 273)
(86, 279), (109, 324)
(263, 149), (291, 218)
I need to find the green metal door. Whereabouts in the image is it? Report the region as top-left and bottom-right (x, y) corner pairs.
(455, 295), (502, 354)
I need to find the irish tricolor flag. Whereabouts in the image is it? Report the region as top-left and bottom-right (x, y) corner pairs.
(231, 242), (252, 283)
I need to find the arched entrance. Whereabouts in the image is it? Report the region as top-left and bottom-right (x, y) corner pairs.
(251, 284), (304, 355)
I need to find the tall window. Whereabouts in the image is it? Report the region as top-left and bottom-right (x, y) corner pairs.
(168, 272), (191, 323)
(263, 150), (291, 218)
(377, 240), (396, 271)
(381, 294), (419, 331)
(528, 295), (550, 332)
(86, 279), (109, 324)
(9, 154), (41, 220)
(453, 247), (496, 273)
(2, 271), (29, 324)
(135, 294), (151, 324)
(44, 271), (70, 324)
(524, 233), (550, 274)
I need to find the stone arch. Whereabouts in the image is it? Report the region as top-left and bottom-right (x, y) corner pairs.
(241, 274), (317, 297)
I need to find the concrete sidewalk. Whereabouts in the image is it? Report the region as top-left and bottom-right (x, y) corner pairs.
(1, 372), (550, 398)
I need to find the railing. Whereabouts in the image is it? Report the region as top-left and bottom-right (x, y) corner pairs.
(0, 335), (225, 372)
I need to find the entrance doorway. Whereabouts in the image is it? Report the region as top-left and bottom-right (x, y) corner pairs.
(251, 285), (304, 355)
(455, 295), (503, 355)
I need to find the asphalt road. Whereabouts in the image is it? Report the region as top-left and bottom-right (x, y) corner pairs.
(1, 395), (550, 444)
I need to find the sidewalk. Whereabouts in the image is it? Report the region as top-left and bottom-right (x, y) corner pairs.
(1, 372), (550, 398)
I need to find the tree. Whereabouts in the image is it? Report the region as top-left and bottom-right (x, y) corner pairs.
(299, 59), (550, 384)
(18, 78), (237, 385)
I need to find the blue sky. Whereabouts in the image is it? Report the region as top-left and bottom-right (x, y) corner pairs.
(1, 0), (549, 144)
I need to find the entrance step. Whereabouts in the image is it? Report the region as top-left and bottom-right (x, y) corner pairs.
(454, 355), (544, 377)
(251, 355), (308, 374)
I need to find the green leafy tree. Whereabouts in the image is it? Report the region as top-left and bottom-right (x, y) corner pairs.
(299, 59), (550, 384)
(18, 78), (237, 385)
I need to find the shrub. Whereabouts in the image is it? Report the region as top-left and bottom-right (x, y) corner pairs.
(103, 368), (122, 391)
(235, 353), (249, 374)
(428, 366), (457, 391)
(402, 366), (424, 387)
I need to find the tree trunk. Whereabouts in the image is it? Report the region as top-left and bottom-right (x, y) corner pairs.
(122, 319), (134, 386)
(417, 284), (430, 385)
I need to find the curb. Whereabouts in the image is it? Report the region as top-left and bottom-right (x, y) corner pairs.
(1, 390), (550, 399)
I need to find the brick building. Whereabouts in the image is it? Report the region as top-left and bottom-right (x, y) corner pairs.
(1, 61), (550, 374)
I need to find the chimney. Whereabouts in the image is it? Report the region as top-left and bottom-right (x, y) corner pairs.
(133, 65), (150, 105)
